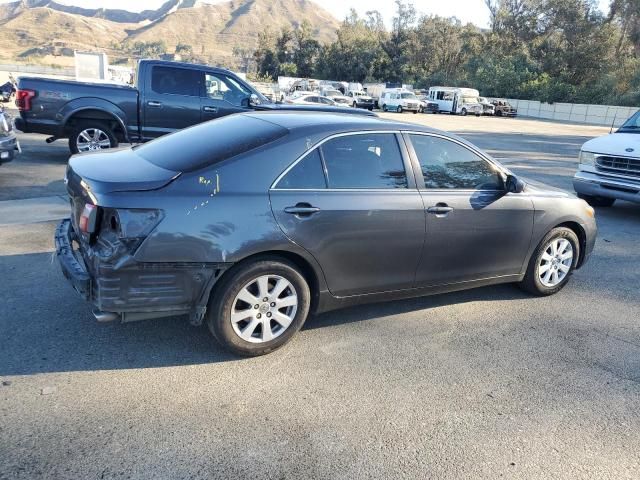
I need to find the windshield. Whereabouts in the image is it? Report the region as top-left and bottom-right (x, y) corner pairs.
(462, 96), (479, 104)
(618, 110), (640, 132)
(401, 93), (417, 99)
(324, 90), (341, 97)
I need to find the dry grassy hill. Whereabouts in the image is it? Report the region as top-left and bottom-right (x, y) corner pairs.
(0, 0), (340, 68)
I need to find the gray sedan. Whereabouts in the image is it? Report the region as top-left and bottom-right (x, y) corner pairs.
(56, 112), (597, 356)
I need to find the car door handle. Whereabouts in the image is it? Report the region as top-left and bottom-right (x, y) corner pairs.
(284, 204), (321, 216)
(147, 101), (162, 108)
(427, 204), (454, 215)
(203, 106), (218, 113)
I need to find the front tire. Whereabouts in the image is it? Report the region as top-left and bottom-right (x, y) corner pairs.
(576, 193), (615, 207)
(68, 121), (118, 155)
(520, 227), (580, 296)
(382, 104), (388, 112)
(461, 108), (467, 116)
(397, 105), (403, 113)
(207, 258), (311, 356)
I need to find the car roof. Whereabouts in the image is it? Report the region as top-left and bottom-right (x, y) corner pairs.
(242, 111), (438, 134)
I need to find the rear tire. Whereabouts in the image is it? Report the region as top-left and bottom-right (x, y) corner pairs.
(68, 121), (118, 155)
(207, 258), (311, 356)
(519, 227), (579, 296)
(576, 193), (615, 207)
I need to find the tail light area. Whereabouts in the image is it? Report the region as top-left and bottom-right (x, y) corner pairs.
(16, 89), (36, 112)
(74, 202), (163, 260)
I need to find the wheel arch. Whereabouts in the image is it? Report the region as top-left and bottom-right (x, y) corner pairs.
(555, 221), (587, 269)
(214, 250), (323, 313)
(61, 100), (129, 142)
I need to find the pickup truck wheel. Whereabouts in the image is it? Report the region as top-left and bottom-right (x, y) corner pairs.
(69, 121), (118, 154)
(520, 227), (579, 296)
(207, 258), (311, 356)
(576, 193), (615, 207)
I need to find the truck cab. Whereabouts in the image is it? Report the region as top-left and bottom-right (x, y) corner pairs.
(573, 110), (640, 206)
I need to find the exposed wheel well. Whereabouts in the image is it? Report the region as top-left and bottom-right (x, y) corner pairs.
(216, 250), (321, 312)
(65, 110), (126, 142)
(556, 221), (587, 268)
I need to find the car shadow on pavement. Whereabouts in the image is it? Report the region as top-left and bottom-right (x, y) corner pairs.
(306, 284), (530, 332)
(0, 250), (533, 376)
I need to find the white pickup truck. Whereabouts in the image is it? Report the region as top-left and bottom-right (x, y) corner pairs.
(573, 110), (640, 206)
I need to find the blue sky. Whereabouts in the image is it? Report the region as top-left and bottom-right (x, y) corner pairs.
(0, 0), (612, 29)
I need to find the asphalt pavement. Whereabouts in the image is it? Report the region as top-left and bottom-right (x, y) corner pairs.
(1, 112), (639, 479)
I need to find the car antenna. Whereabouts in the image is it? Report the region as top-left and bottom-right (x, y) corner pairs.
(610, 112), (617, 134)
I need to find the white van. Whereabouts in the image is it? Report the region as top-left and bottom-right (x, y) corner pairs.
(428, 87), (483, 116)
(380, 88), (421, 113)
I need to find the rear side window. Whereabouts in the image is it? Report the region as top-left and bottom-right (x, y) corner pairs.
(321, 133), (407, 189)
(151, 66), (202, 97)
(276, 149), (326, 189)
(135, 115), (288, 172)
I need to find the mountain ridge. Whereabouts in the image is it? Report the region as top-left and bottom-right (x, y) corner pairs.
(0, 0), (340, 68)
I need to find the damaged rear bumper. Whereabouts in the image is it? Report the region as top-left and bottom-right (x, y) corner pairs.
(55, 218), (231, 324)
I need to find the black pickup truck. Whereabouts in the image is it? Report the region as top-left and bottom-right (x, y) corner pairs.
(15, 59), (374, 154)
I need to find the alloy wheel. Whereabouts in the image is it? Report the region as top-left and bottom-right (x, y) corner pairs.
(538, 238), (573, 287)
(230, 274), (298, 343)
(76, 128), (111, 152)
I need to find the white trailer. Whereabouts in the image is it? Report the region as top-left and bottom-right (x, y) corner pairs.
(428, 86), (483, 116)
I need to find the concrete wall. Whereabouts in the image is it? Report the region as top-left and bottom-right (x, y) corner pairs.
(506, 99), (637, 127)
(0, 64), (74, 84)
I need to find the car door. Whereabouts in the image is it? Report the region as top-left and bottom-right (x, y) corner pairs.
(142, 65), (204, 140)
(270, 132), (426, 297)
(201, 72), (252, 122)
(405, 132), (534, 286)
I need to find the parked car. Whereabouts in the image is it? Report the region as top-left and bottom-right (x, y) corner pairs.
(285, 94), (338, 106)
(1, 80), (16, 103)
(346, 90), (374, 110)
(573, 110), (640, 206)
(55, 111), (596, 356)
(491, 99), (518, 117)
(380, 89), (421, 113)
(418, 96), (439, 114)
(321, 89), (352, 106)
(478, 97), (496, 116)
(0, 106), (19, 164)
(14, 60), (374, 154)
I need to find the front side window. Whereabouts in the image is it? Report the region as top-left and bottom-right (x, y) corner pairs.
(321, 133), (407, 189)
(410, 134), (503, 190)
(151, 66), (202, 96)
(204, 73), (251, 107)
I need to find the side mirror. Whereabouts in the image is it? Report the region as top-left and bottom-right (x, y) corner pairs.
(249, 93), (261, 107)
(506, 174), (525, 193)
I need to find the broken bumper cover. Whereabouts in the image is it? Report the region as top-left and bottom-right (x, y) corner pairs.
(55, 218), (231, 323)
(55, 218), (91, 299)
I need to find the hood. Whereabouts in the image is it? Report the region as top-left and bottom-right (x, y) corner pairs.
(255, 103), (376, 116)
(521, 176), (574, 198)
(581, 133), (640, 158)
(67, 148), (179, 195)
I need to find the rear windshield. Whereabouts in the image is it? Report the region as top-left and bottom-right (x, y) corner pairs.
(135, 114), (288, 172)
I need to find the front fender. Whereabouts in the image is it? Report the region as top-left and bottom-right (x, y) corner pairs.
(59, 98), (129, 142)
